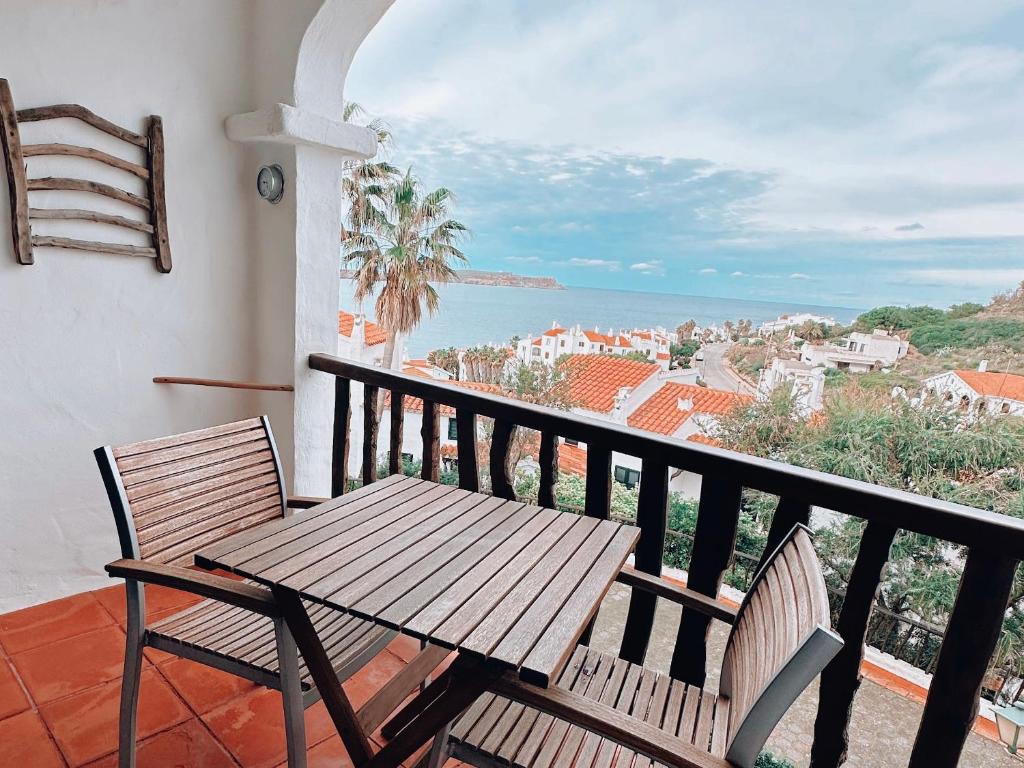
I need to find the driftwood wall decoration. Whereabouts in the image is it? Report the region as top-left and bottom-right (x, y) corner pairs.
(0, 78), (171, 272)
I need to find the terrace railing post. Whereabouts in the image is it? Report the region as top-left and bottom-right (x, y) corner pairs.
(908, 548), (1018, 768)
(456, 410), (479, 492)
(421, 401), (440, 483)
(810, 521), (896, 768)
(389, 391), (404, 475)
(537, 431), (559, 509)
(670, 474), (742, 685)
(489, 418), (517, 500)
(619, 457), (669, 665)
(331, 378), (351, 497)
(362, 385), (379, 486)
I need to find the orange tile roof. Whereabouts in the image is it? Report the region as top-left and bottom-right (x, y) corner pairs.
(440, 444), (458, 458)
(532, 338), (542, 346)
(401, 367), (431, 378)
(542, 327), (566, 337)
(384, 380), (501, 417)
(632, 330), (652, 340)
(687, 433), (721, 447)
(338, 311), (387, 346)
(558, 443), (588, 476)
(583, 330), (607, 344)
(656, 352), (670, 361)
(627, 383), (752, 436)
(954, 370), (1024, 402)
(562, 354), (660, 413)
(406, 358), (428, 367)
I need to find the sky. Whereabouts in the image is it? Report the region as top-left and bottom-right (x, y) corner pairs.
(345, 0), (1024, 309)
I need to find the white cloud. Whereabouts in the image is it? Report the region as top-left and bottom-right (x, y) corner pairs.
(505, 255), (542, 263)
(699, 267), (718, 275)
(730, 270), (747, 277)
(570, 257), (621, 270)
(789, 272), (812, 280)
(624, 164), (646, 176)
(630, 260), (664, 275)
(905, 268), (1024, 288)
(349, 1), (1024, 240)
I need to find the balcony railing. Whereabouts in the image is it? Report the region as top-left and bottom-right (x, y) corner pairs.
(309, 352), (1024, 768)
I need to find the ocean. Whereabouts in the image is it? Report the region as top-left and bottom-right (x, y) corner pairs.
(339, 281), (861, 357)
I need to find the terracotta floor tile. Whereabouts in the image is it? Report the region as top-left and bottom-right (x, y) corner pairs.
(161, 657), (259, 714)
(11, 624), (130, 704)
(342, 649), (407, 710)
(93, 583), (203, 625)
(203, 686), (334, 768)
(0, 710), (66, 768)
(0, 659), (30, 719)
(0, 591), (113, 655)
(40, 666), (190, 766)
(82, 718), (236, 768)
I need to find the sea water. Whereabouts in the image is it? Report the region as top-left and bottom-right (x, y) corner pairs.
(339, 281), (860, 357)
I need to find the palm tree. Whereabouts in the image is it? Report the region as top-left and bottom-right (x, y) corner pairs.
(344, 170), (469, 374)
(341, 102), (400, 240)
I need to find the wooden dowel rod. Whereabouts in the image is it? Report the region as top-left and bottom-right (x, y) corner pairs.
(152, 376), (293, 392)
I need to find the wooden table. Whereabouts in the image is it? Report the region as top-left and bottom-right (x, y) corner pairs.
(197, 474), (639, 767)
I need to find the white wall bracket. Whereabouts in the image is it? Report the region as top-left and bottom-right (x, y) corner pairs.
(225, 102), (377, 158)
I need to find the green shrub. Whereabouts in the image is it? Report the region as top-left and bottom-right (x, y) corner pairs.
(910, 317), (1024, 354)
(754, 753), (796, 768)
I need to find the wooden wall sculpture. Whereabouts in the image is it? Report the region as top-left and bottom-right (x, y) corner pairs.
(0, 78), (171, 272)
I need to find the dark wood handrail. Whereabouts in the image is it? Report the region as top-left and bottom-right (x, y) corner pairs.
(309, 350), (1021, 768)
(308, 352), (1024, 556)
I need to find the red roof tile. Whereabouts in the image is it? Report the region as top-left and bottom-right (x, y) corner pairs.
(656, 352), (670, 361)
(627, 383), (752, 436)
(954, 370), (1024, 402)
(542, 327), (566, 337)
(385, 380), (501, 417)
(338, 311), (387, 346)
(687, 433), (721, 447)
(562, 355), (660, 413)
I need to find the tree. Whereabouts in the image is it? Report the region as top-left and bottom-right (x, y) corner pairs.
(341, 102), (399, 241)
(723, 320), (735, 340)
(462, 345), (509, 384)
(736, 318), (754, 338)
(427, 347), (460, 379)
(796, 320), (826, 342)
(344, 170), (469, 375)
(676, 319), (697, 340)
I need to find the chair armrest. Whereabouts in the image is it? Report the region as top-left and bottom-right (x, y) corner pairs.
(105, 558), (280, 618)
(491, 673), (732, 768)
(287, 495), (329, 509)
(616, 566), (737, 624)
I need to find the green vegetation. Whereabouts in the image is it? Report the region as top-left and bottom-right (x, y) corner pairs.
(670, 339), (700, 366)
(910, 316), (1024, 354)
(754, 753), (796, 768)
(716, 389), (1024, 679)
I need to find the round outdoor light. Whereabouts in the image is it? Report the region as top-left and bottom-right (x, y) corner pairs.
(257, 164), (285, 204)
(994, 701), (1024, 757)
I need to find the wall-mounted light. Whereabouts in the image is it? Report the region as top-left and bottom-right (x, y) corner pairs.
(256, 164), (285, 204)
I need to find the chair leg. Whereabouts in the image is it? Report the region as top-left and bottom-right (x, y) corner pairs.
(275, 618), (308, 768)
(119, 580), (145, 768)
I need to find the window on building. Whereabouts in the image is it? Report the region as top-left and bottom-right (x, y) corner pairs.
(448, 418), (458, 440)
(614, 465), (641, 489)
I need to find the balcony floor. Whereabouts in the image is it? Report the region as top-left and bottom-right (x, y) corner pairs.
(0, 582), (1014, 767)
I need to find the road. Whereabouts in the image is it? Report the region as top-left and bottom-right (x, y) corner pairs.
(698, 342), (756, 395)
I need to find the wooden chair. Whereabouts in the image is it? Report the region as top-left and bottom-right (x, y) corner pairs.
(437, 524), (841, 768)
(96, 416), (395, 768)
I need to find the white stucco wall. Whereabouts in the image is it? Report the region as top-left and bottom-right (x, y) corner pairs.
(0, 0), (390, 612)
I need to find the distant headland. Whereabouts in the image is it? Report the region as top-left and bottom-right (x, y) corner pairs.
(340, 268), (565, 290)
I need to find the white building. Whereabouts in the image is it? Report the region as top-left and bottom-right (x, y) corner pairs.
(758, 358), (826, 415)
(800, 329), (908, 373)
(759, 313), (837, 336)
(921, 366), (1024, 418)
(338, 310), (387, 366)
(516, 322), (674, 370)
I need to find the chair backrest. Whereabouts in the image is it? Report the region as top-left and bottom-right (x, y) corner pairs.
(95, 416), (286, 566)
(718, 525), (842, 767)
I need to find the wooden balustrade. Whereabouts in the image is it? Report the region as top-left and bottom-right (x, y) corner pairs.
(309, 352), (1024, 768)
